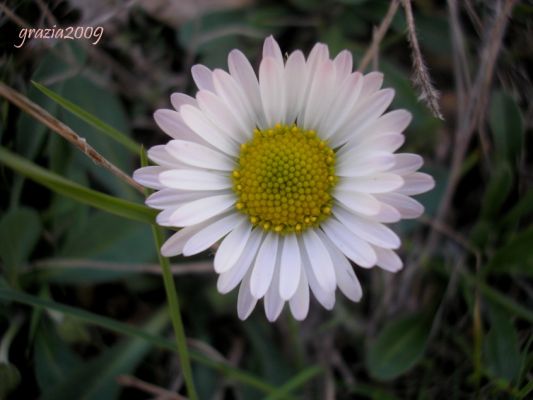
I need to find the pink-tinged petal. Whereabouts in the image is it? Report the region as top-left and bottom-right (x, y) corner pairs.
(374, 246), (403, 272)
(133, 166), (165, 189)
(166, 140), (235, 171)
(228, 49), (267, 129)
(398, 172), (435, 195)
(191, 64), (215, 92)
(375, 192), (425, 219)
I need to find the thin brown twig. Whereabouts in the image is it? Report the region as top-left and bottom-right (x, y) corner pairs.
(0, 82), (144, 193)
(116, 375), (186, 400)
(358, 0), (400, 72)
(401, 0), (444, 120)
(32, 258), (213, 275)
(424, 0), (517, 258)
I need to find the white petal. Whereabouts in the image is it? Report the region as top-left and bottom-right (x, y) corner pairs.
(182, 212), (243, 256)
(336, 173), (404, 194)
(250, 233), (279, 299)
(333, 190), (381, 216)
(214, 219), (252, 273)
(284, 50), (306, 124)
(264, 258), (284, 322)
(372, 109), (412, 134)
(148, 145), (187, 168)
(196, 90), (248, 142)
(166, 140), (235, 171)
(302, 229), (336, 292)
(147, 189), (221, 210)
(263, 35), (284, 67)
(180, 104), (238, 156)
(398, 172), (435, 195)
(333, 50), (353, 82)
(159, 169), (231, 191)
(358, 133), (405, 153)
(169, 194), (235, 227)
(390, 154), (424, 175)
(374, 246), (403, 272)
(212, 69), (255, 137)
(289, 267), (309, 320)
(259, 56), (286, 127)
(228, 49), (267, 129)
(317, 230), (362, 302)
(375, 193), (425, 219)
(133, 166), (165, 189)
(170, 93), (197, 111)
(279, 235), (301, 300)
(336, 152), (395, 177)
(374, 202), (402, 223)
(191, 64), (215, 91)
(154, 109), (204, 144)
(160, 216), (218, 257)
(300, 59), (335, 131)
(320, 72), (363, 139)
(332, 206), (401, 249)
(237, 270), (257, 320)
(331, 89), (395, 148)
(300, 239), (335, 310)
(359, 71), (384, 97)
(217, 229), (264, 294)
(321, 218), (377, 268)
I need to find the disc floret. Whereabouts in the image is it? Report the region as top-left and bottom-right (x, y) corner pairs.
(232, 123), (337, 234)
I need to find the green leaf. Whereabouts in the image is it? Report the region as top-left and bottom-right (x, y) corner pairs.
(0, 287), (287, 397)
(480, 162), (513, 220)
(489, 91), (524, 164)
(0, 207), (41, 285)
(500, 188), (533, 229)
(264, 365), (323, 400)
(32, 81), (140, 154)
(0, 147), (156, 224)
(59, 76), (136, 198)
(487, 227), (533, 276)
(34, 319), (82, 389)
(484, 304), (521, 383)
(41, 308), (169, 400)
(366, 313), (431, 380)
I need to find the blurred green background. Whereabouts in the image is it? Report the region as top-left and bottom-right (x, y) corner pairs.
(0, 0), (531, 399)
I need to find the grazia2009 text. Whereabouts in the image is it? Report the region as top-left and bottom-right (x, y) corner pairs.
(14, 25), (104, 48)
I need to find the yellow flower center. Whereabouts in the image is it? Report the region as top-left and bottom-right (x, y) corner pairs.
(232, 123), (337, 234)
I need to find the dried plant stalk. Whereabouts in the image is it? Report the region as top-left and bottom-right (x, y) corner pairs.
(402, 0), (444, 120)
(358, 0), (400, 72)
(0, 82), (144, 193)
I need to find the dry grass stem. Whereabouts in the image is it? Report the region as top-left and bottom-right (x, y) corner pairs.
(425, 0), (517, 256)
(0, 82), (144, 193)
(402, 0), (444, 120)
(358, 0), (400, 72)
(33, 258), (213, 275)
(116, 375), (186, 400)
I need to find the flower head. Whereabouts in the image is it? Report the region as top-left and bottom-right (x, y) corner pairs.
(134, 36), (434, 321)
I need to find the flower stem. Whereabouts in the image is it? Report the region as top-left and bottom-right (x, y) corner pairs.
(141, 148), (198, 400)
(152, 226), (199, 400)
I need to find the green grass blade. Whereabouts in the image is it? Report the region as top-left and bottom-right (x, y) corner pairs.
(0, 287), (291, 398)
(31, 81), (141, 154)
(0, 147), (155, 224)
(264, 365), (323, 400)
(462, 271), (533, 323)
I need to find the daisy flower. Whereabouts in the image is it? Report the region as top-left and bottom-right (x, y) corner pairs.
(134, 36), (435, 322)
